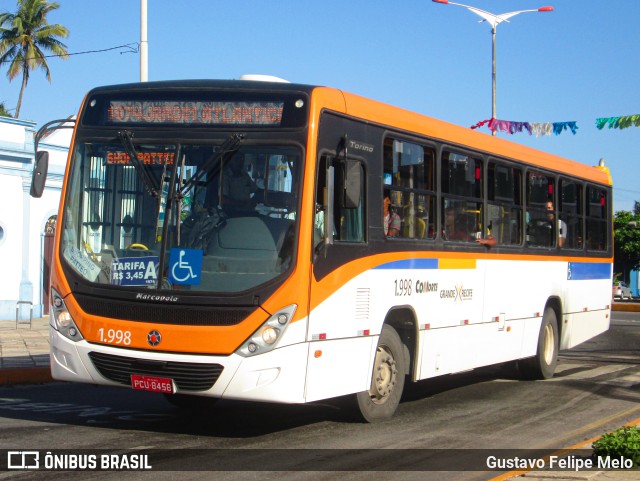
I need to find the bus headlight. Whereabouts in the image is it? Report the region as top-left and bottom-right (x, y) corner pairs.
(237, 305), (296, 357)
(51, 288), (84, 342)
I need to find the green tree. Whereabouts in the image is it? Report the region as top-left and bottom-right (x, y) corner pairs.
(0, 101), (12, 117)
(613, 206), (640, 282)
(0, 0), (69, 118)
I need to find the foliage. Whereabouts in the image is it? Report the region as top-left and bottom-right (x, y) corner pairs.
(613, 205), (640, 281)
(592, 425), (640, 467)
(0, 101), (12, 117)
(0, 0), (69, 118)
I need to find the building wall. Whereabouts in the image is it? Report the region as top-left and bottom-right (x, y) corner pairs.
(0, 116), (69, 320)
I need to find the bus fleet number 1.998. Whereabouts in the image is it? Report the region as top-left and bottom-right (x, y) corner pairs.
(97, 328), (132, 345)
(394, 279), (412, 297)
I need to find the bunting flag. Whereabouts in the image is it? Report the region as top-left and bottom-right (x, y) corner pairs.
(471, 114), (640, 136)
(595, 115), (640, 130)
(470, 118), (578, 136)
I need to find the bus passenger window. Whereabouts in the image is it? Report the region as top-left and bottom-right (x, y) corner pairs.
(315, 155), (365, 244)
(383, 138), (435, 240)
(441, 151), (484, 242)
(560, 179), (583, 250)
(487, 162), (523, 245)
(586, 186), (607, 251)
(526, 172), (555, 248)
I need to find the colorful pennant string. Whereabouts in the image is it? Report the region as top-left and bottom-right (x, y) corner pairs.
(471, 114), (640, 136)
(470, 118), (578, 136)
(595, 115), (640, 130)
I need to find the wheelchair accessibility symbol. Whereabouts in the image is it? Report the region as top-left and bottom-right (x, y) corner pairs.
(169, 248), (203, 285)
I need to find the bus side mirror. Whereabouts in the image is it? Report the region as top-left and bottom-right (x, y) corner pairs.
(30, 151), (49, 198)
(344, 160), (361, 209)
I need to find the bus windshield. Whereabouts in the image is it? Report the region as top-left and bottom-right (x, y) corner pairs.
(61, 138), (301, 293)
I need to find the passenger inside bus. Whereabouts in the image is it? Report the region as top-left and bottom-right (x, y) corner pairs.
(443, 207), (476, 241)
(384, 194), (401, 237)
(546, 201), (567, 247)
(443, 206), (496, 246)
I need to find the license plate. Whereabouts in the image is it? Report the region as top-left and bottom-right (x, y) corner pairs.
(131, 374), (175, 394)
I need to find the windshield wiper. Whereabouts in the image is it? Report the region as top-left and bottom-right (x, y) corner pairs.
(179, 133), (244, 196)
(117, 130), (160, 198)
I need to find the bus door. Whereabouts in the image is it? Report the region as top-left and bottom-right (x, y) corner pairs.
(305, 114), (375, 402)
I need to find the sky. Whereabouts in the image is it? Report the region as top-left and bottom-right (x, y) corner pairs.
(1, 0), (639, 212)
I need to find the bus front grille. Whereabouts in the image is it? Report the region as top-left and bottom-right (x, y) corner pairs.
(74, 294), (254, 326)
(88, 351), (224, 391)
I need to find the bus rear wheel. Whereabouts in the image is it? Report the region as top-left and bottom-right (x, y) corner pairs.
(519, 307), (559, 380)
(355, 325), (405, 422)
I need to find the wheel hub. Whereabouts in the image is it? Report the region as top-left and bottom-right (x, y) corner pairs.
(371, 346), (397, 402)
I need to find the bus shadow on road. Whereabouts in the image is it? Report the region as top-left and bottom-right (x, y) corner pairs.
(0, 363), (522, 439)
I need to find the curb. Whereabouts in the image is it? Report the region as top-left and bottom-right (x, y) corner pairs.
(611, 302), (640, 312)
(0, 367), (52, 386)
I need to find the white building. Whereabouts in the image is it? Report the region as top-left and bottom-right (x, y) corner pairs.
(0, 116), (70, 321)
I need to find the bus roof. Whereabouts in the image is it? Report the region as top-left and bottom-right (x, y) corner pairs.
(82, 80), (611, 187)
(329, 87), (611, 187)
(85, 79), (317, 96)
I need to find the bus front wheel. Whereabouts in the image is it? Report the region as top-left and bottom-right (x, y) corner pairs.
(355, 324), (405, 422)
(519, 307), (559, 380)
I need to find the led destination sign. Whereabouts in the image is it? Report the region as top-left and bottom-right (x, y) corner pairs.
(108, 101), (284, 126)
(106, 151), (175, 165)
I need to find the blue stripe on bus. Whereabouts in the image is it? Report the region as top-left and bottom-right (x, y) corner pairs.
(568, 262), (612, 280)
(374, 258), (439, 270)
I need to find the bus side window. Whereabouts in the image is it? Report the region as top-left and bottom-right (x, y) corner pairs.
(586, 186), (607, 251)
(526, 172), (555, 248)
(383, 138), (436, 240)
(487, 162), (523, 245)
(315, 155), (365, 244)
(560, 179), (583, 250)
(441, 150), (483, 242)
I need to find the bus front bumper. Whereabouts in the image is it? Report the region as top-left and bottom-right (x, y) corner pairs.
(49, 326), (309, 404)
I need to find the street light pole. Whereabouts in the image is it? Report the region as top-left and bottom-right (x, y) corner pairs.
(140, 0), (148, 82)
(432, 0), (553, 136)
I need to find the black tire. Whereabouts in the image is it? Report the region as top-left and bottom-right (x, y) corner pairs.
(355, 325), (406, 422)
(163, 393), (218, 411)
(519, 307), (559, 380)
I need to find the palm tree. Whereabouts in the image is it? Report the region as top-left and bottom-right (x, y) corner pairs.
(0, 0), (69, 118)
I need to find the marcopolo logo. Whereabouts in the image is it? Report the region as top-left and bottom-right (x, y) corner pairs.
(147, 330), (162, 347)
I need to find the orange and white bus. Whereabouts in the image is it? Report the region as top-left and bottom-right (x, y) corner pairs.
(31, 79), (612, 421)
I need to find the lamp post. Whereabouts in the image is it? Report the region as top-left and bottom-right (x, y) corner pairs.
(432, 0), (553, 135)
(140, 0), (148, 81)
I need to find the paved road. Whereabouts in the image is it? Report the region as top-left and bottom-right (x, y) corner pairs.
(0, 312), (638, 480)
